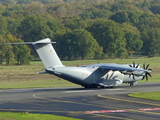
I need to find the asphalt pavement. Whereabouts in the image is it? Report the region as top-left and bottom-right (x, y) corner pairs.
(0, 82), (160, 120)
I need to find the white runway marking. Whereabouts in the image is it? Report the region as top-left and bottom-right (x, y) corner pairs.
(63, 88), (125, 93)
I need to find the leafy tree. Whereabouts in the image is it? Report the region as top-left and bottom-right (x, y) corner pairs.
(141, 28), (160, 56)
(57, 29), (74, 60)
(71, 29), (99, 59)
(87, 19), (127, 58)
(4, 45), (15, 65)
(0, 35), (15, 65)
(16, 0), (32, 4)
(6, 34), (32, 64)
(149, 19), (160, 28)
(122, 23), (143, 56)
(80, 7), (112, 20)
(110, 3), (128, 12)
(138, 13), (155, 27)
(0, 36), (8, 64)
(140, 0), (151, 8)
(94, 46), (104, 60)
(150, 4), (160, 14)
(110, 10), (142, 26)
(7, 18), (21, 35)
(24, 1), (47, 15)
(79, 11), (93, 20)
(19, 14), (53, 42)
(95, 3), (110, 10)
(0, 0), (160, 61)
(0, 17), (8, 36)
(65, 17), (87, 30)
(2, 4), (25, 19)
(151, 0), (160, 4)
(47, 19), (62, 32)
(13, 44), (32, 64)
(54, 28), (99, 60)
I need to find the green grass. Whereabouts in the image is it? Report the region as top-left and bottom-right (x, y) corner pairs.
(0, 56), (160, 88)
(0, 112), (81, 120)
(128, 91), (160, 101)
(0, 79), (78, 89)
(0, 57), (160, 120)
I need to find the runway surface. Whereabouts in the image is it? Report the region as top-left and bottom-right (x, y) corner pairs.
(0, 82), (160, 120)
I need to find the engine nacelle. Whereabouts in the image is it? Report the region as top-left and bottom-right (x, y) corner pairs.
(97, 78), (123, 87)
(121, 70), (146, 76)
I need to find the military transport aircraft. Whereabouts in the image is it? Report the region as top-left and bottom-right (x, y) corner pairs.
(8, 38), (152, 88)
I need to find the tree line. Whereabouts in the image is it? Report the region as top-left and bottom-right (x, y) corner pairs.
(0, 0), (160, 64)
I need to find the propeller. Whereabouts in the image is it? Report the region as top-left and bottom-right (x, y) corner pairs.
(142, 63), (152, 81)
(129, 62), (152, 81)
(106, 71), (114, 80)
(129, 62), (140, 80)
(109, 72), (114, 79)
(129, 62), (139, 68)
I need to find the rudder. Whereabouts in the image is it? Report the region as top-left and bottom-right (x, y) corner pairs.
(33, 38), (64, 69)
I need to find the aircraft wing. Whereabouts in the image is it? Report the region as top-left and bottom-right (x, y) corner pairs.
(98, 63), (146, 74)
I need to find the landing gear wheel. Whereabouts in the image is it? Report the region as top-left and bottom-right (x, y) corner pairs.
(84, 85), (97, 89)
(109, 86), (114, 88)
(100, 86), (105, 88)
(84, 85), (90, 89)
(130, 83), (135, 86)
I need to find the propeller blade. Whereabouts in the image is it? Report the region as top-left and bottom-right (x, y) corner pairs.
(132, 73), (135, 80)
(129, 73), (135, 80)
(147, 72), (152, 77)
(129, 62), (152, 81)
(141, 72), (151, 81)
(106, 74), (109, 80)
(146, 74), (148, 81)
(133, 62), (135, 68)
(109, 72), (114, 79)
(112, 76), (118, 79)
(142, 75), (145, 80)
(136, 63), (139, 68)
(148, 69), (152, 71)
(146, 64), (150, 70)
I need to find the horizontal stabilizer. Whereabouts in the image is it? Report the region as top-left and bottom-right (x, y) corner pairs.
(6, 38), (64, 68)
(6, 38), (56, 45)
(6, 42), (33, 45)
(37, 71), (47, 74)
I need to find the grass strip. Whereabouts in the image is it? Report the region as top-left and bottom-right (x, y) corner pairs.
(0, 57), (160, 89)
(128, 91), (160, 101)
(0, 112), (81, 120)
(0, 79), (78, 89)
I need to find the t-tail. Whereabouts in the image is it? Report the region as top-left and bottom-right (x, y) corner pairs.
(7, 38), (65, 69)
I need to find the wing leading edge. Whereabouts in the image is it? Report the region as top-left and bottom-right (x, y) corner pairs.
(98, 63), (147, 76)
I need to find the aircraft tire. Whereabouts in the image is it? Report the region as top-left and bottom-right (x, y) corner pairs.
(109, 86), (114, 88)
(130, 83), (135, 86)
(84, 85), (98, 88)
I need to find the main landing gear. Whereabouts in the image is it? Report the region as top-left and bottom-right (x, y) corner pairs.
(83, 85), (114, 89)
(129, 82), (135, 86)
(84, 85), (98, 88)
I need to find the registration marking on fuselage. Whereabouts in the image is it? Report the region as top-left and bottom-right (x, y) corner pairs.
(63, 88), (126, 93)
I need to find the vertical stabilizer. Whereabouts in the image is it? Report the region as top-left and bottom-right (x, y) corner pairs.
(33, 38), (64, 68)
